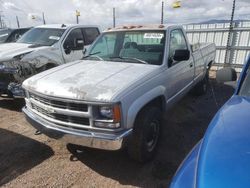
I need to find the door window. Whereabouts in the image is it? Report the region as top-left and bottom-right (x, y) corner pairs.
(63, 28), (84, 51)
(169, 29), (188, 66)
(82, 28), (100, 45)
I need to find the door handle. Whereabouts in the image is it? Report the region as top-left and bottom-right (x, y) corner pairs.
(189, 63), (193, 67)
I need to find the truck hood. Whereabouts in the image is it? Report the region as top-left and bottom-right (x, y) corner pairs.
(23, 60), (159, 102)
(0, 42), (50, 61)
(196, 96), (250, 188)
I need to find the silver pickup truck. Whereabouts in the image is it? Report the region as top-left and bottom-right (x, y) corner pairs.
(22, 24), (216, 162)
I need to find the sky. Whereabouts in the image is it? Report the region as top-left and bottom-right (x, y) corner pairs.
(0, 0), (250, 29)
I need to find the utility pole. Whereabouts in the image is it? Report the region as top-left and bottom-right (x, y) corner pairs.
(0, 15), (2, 28)
(161, 1), (164, 24)
(76, 10), (80, 24)
(113, 7), (116, 28)
(42, 12), (46, 25)
(0, 11), (3, 28)
(16, 16), (20, 28)
(224, 0), (236, 66)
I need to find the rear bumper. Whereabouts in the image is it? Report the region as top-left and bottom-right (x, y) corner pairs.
(22, 107), (132, 150)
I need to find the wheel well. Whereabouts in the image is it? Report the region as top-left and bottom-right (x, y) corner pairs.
(207, 61), (213, 70)
(45, 63), (56, 69)
(140, 96), (166, 114)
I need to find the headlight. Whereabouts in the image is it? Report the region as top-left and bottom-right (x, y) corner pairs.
(24, 90), (30, 98)
(99, 104), (121, 121)
(100, 106), (114, 119)
(94, 104), (122, 129)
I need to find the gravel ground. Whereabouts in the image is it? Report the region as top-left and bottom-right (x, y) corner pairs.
(0, 76), (234, 188)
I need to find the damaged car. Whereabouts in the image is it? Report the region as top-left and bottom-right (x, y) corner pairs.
(0, 24), (100, 98)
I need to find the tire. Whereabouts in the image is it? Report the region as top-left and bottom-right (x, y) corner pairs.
(128, 106), (162, 163)
(192, 72), (208, 96)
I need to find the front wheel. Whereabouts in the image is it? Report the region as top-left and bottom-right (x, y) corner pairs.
(128, 106), (162, 163)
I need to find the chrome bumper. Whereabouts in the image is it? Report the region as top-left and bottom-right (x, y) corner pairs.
(23, 107), (132, 151)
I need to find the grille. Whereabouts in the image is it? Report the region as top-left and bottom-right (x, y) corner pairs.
(30, 93), (88, 112)
(31, 103), (90, 126)
(28, 92), (90, 128)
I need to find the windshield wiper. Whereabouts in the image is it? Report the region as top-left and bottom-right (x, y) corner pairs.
(109, 56), (148, 64)
(28, 43), (45, 48)
(82, 51), (102, 60)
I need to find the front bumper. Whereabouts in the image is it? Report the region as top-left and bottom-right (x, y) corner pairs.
(0, 81), (8, 94)
(23, 107), (132, 150)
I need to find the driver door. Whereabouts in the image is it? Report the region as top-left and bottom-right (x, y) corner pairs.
(62, 28), (84, 63)
(166, 29), (194, 102)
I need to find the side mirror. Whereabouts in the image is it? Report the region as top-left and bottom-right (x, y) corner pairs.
(73, 38), (84, 50)
(173, 49), (190, 62)
(82, 47), (87, 56)
(14, 34), (21, 41)
(64, 46), (71, 54)
(216, 67), (237, 83)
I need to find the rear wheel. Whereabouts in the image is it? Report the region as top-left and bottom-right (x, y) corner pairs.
(128, 106), (162, 163)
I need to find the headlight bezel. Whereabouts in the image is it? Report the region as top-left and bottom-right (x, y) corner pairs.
(94, 103), (122, 129)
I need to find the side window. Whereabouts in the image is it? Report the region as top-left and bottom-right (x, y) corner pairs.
(169, 29), (188, 59)
(7, 29), (28, 42)
(82, 28), (100, 45)
(63, 28), (84, 51)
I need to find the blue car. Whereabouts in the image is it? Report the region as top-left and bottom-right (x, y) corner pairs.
(170, 56), (250, 188)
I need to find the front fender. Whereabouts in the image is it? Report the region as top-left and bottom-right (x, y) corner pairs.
(22, 47), (64, 69)
(170, 141), (202, 188)
(126, 86), (166, 129)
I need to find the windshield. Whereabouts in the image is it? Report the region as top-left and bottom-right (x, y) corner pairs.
(239, 66), (250, 97)
(0, 29), (12, 43)
(87, 30), (166, 65)
(17, 28), (65, 46)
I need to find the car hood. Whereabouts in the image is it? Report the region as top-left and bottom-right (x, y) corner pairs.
(0, 42), (49, 61)
(196, 95), (250, 188)
(23, 60), (159, 102)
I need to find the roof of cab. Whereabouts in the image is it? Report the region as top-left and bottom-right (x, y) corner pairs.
(104, 24), (181, 32)
(35, 24), (99, 30)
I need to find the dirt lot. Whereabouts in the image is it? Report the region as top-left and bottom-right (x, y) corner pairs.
(0, 77), (234, 188)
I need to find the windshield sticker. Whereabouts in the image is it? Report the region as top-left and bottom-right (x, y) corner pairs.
(0, 33), (9, 38)
(49, 36), (60, 40)
(144, 33), (164, 39)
